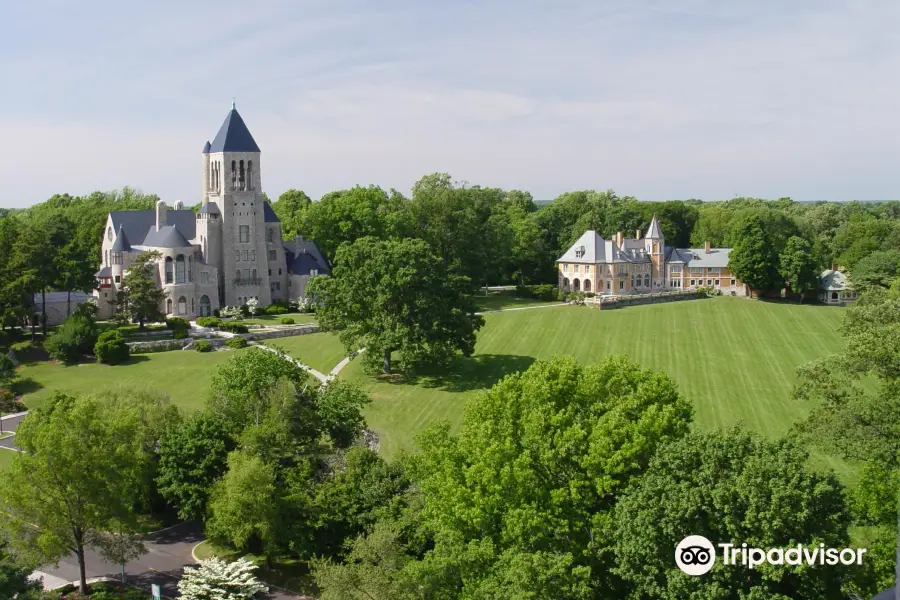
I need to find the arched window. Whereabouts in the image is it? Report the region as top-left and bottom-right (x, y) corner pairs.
(239, 160), (245, 190)
(231, 160), (236, 190)
(248, 160), (253, 190)
(584, 279), (591, 291)
(199, 295), (211, 317)
(177, 296), (187, 315)
(188, 256), (193, 282)
(251, 269), (257, 281)
(166, 298), (173, 314)
(175, 255), (185, 284)
(165, 257), (174, 284)
(573, 279), (581, 291)
(235, 270), (241, 281)
(563, 277), (569, 290)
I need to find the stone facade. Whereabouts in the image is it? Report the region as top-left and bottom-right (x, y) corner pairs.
(93, 106), (330, 320)
(557, 216), (749, 297)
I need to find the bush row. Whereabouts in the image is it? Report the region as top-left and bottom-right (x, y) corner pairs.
(514, 284), (557, 301)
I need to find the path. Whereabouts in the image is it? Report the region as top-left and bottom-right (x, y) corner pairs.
(34, 522), (304, 599)
(253, 343), (328, 383)
(0, 411), (27, 452)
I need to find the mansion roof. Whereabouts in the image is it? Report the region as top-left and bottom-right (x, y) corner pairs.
(110, 209), (197, 246)
(557, 227), (732, 268)
(820, 269), (849, 291)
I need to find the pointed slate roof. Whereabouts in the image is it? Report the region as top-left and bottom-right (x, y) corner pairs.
(198, 202), (220, 215)
(645, 215), (663, 239)
(202, 140), (211, 154)
(263, 201), (280, 223)
(142, 225), (192, 249)
(110, 224), (131, 251)
(557, 230), (607, 263)
(109, 210), (197, 246)
(209, 107), (260, 153)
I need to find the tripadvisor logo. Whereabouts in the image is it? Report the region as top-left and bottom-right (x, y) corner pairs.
(675, 535), (867, 576)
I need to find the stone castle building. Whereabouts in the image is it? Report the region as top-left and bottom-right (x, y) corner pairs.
(557, 215), (748, 296)
(93, 105), (330, 319)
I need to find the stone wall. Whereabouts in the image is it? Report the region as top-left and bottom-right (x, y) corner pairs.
(244, 325), (320, 341)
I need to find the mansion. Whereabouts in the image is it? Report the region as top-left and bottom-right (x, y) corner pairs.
(93, 105), (330, 320)
(557, 216), (747, 296)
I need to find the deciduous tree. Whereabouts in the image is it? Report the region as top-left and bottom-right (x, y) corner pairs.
(779, 235), (819, 300)
(309, 237), (484, 375)
(728, 212), (782, 294)
(120, 250), (166, 329)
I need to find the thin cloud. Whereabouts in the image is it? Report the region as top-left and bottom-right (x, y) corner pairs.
(0, 0), (898, 206)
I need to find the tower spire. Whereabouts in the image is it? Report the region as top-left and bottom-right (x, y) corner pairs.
(232, 98), (236, 110)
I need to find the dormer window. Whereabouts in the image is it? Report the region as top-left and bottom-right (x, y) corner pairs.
(575, 246), (585, 258)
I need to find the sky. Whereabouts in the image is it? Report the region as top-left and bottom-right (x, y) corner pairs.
(1, 0), (898, 208)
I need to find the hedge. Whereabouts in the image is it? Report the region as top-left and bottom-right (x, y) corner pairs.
(166, 317), (191, 331)
(94, 330), (130, 364)
(194, 340), (214, 352)
(220, 322), (249, 334)
(196, 317), (223, 328)
(225, 337), (249, 349)
(280, 317), (295, 325)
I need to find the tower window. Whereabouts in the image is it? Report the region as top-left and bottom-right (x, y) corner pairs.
(239, 226), (250, 243)
(175, 255), (186, 284)
(268, 250), (276, 261)
(165, 257), (174, 284)
(231, 160), (236, 190)
(248, 160), (253, 190)
(266, 228), (274, 243)
(239, 160), (245, 191)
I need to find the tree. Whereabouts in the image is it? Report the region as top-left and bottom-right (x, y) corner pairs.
(120, 250), (166, 329)
(779, 236), (819, 300)
(157, 410), (236, 520)
(209, 346), (311, 430)
(728, 212), (782, 294)
(87, 520), (148, 586)
(94, 329), (130, 364)
(852, 250), (900, 292)
(206, 450), (280, 564)
(44, 312), (98, 363)
(309, 237), (484, 375)
(0, 354), (15, 389)
(315, 379), (370, 448)
(614, 426), (850, 599)
(177, 557), (267, 600)
(0, 393), (148, 593)
(271, 188), (312, 240)
(246, 297), (259, 317)
(393, 355), (692, 597)
(0, 538), (38, 599)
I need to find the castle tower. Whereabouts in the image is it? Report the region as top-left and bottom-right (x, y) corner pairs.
(644, 214), (665, 288)
(203, 103), (271, 307)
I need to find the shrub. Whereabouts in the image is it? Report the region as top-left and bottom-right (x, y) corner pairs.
(44, 315), (97, 363)
(532, 284), (556, 301)
(166, 317), (191, 331)
(280, 317), (295, 325)
(220, 306), (242, 319)
(0, 354), (15, 387)
(194, 340), (214, 353)
(196, 317), (223, 328)
(239, 304), (251, 318)
(220, 322), (249, 334)
(225, 337), (248, 349)
(568, 291), (586, 306)
(515, 284), (533, 298)
(292, 297), (313, 313)
(212, 308), (221, 318)
(173, 329), (187, 340)
(557, 289), (567, 301)
(0, 387), (26, 414)
(94, 330), (130, 365)
(265, 305), (289, 315)
(584, 291), (596, 298)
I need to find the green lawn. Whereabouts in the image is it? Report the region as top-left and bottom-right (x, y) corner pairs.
(262, 333), (349, 375)
(341, 298), (850, 475)
(472, 293), (558, 312)
(0, 449), (16, 471)
(243, 313), (317, 325)
(16, 349), (247, 412)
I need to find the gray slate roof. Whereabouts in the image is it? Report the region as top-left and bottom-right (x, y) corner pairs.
(263, 202), (280, 223)
(559, 230), (733, 268)
(645, 215), (663, 239)
(820, 269), (849, 291)
(209, 108), (261, 153)
(557, 230), (607, 263)
(95, 266), (112, 277)
(283, 236), (330, 276)
(110, 224), (131, 251)
(198, 202), (220, 215)
(666, 247), (732, 268)
(141, 225), (192, 249)
(202, 140), (211, 154)
(110, 210), (196, 247)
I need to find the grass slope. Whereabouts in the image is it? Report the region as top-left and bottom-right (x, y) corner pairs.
(342, 298), (848, 472)
(16, 349), (247, 412)
(262, 333), (348, 375)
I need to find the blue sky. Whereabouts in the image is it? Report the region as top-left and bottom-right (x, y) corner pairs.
(1, 0), (898, 207)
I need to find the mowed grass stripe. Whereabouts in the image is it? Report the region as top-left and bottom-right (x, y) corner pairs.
(345, 298), (847, 461)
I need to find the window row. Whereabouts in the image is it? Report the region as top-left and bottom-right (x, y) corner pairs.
(164, 256), (192, 284)
(235, 250), (257, 262)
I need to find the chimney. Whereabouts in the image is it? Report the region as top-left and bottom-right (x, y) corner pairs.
(617, 231), (624, 247)
(831, 263), (838, 271)
(636, 229), (641, 240)
(174, 200), (184, 210)
(704, 240), (711, 254)
(155, 200), (167, 231)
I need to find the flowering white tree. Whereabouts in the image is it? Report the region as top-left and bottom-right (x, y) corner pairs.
(178, 557), (267, 600)
(220, 305), (243, 319)
(246, 298), (259, 317)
